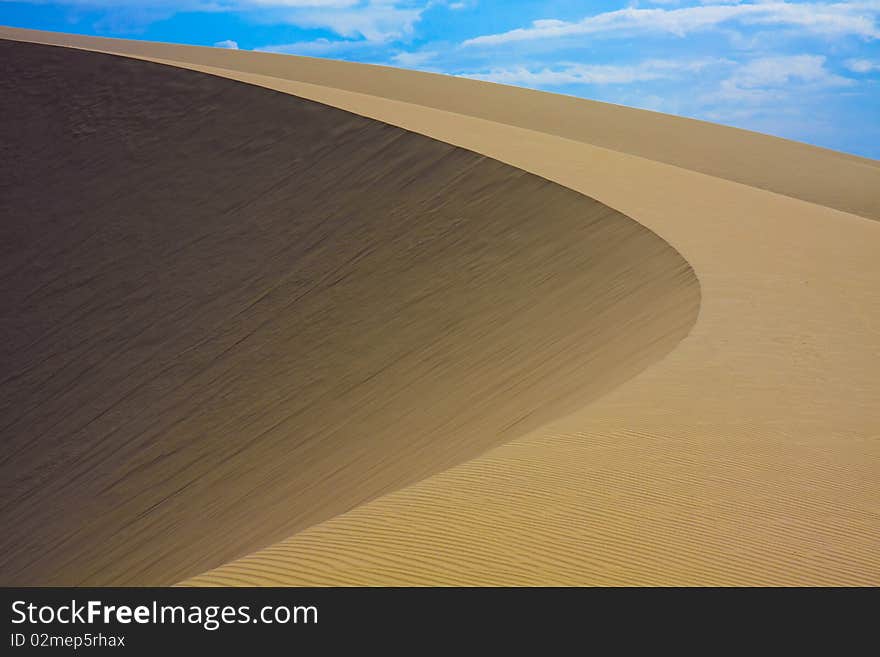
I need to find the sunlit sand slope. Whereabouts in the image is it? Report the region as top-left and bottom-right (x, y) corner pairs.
(0, 40), (698, 585)
(186, 110), (880, 585)
(71, 38), (880, 585)
(2, 26), (879, 221)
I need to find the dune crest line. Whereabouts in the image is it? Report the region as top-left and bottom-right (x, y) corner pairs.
(3, 26), (879, 221)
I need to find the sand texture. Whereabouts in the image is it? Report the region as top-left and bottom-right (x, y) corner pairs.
(1, 27), (878, 586)
(0, 40), (696, 585)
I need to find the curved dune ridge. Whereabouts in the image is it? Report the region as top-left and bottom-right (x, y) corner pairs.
(0, 39), (699, 586)
(1, 29), (878, 587)
(3, 26), (879, 222)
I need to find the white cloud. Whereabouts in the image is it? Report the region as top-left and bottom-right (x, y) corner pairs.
(391, 49), (437, 66)
(257, 2), (431, 54)
(705, 54), (854, 104)
(463, 2), (880, 46)
(731, 54), (851, 86)
(256, 36), (375, 54)
(459, 58), (726, 86)
(213, 39), (239, 48)
(845, 57), (880, 71)
(288, 1), (426, 42)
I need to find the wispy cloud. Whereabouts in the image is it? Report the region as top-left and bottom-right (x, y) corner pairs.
(724, 54), (853, 88)
(391, 49), (437, 67)
(845, 57), (880, 70)
(213, 38), (239, 48)
(463, 2), (880, 46)
(283, 1), (426, 42)
(459, 58), (726, 86)
(257, 36), (372, 54)
(702, 55), (854, 112)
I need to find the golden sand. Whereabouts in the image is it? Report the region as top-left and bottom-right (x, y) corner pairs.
(1, 28), (878, 586)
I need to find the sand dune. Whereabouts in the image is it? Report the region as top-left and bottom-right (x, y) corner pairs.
(1, 28), (878, 586)
(0, 40), (697, 585)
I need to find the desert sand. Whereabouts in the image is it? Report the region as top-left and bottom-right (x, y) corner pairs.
(1, 27), (878, 586)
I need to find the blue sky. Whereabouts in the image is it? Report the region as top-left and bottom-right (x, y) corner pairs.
(3, 1), (879, 158)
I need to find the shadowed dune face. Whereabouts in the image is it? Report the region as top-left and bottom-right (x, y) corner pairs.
(0, 42), (699, 585)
